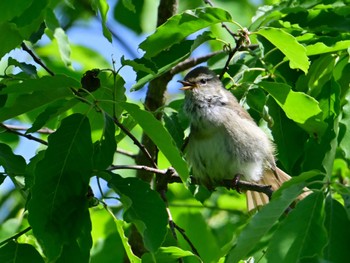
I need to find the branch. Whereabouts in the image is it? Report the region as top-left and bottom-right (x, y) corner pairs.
(0, 123), (48, 145)
(109, 165), (274, 199)
(21, 43), (55, 76)
(170, 50), (225, 75)
(0, 226), (32, 247)
(112, 117), (157, 168)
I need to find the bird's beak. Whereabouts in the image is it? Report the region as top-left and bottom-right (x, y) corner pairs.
(178, 80), (196, 90)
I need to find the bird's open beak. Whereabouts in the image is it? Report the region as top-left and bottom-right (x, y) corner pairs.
(178, 80), (195, 90)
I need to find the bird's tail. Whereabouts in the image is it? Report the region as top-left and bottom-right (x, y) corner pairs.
(246, 168), (309, 211)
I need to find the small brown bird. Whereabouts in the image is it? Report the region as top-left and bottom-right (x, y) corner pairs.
(179, 66), (306, 210)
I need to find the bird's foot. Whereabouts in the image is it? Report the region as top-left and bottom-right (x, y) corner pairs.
(231, 174), (242, 193)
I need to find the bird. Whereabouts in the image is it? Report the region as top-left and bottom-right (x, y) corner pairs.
(179, 66), (306, 210)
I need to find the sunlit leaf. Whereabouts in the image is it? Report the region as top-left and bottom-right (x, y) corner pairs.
(142, 247), (198, 263)
(91, 0), (112, 42)
(259, 81), (321, 124)
(53, 28), (71, 67)
(256, 27), (310, 73)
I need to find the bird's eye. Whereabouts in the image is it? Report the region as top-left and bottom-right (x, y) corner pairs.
(199, 78), (207, 84)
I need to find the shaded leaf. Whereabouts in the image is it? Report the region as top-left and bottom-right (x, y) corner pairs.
(121, 102), (189, 181)
(0, 240), (44, 263)
(132, 31), (216, 90)
(339, 90), (350, 160)
(139, 7), (232, 58)
(323, 196), (350, 263)
(93, 113), (116, 170)
(256, 27), (310, 73)
(108, 174), (168, 252)
(0, 143), (26, 176)
(28, 114), (93, 261)
(226, 172), (315, 263)
(265, 192), (327, 263)
(7, 57), (37, 76)
(0, 23), (23, 58)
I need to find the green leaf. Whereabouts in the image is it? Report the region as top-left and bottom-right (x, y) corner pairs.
(306, 40), (350, 56)
(113, 213), (141, 263)
(28, 114), (93, 261)
(53, 28), (72, 67)
(0, 23), (23, 58)
(132, 31), (216, 90)
(91, 0), (112, 42)
(0, 0), (33, 23)
(256, 27), (310, 73)
(226, 181), (307, 263)
(142, 247), (198, 263)
(26, 99), (67, 134)
(90, 208), (126, 263)
(108, 174), (168, 252)
(267, 99), (308, 172)
(7, 57), (37, 76)
(175, 211), (222, 263)
(259, 81), (321, 124)
(339, 90), (350, 160)
(265, 192), (327, 263)
(323, 196), (350, 263)
(0, 240), (44, 263)
(139, 7), (232, 58)
(121, 102), (189, 181)
(0, 143), (26, 176)
(0, 75), (79, 122)
(93, 113), (116, 170)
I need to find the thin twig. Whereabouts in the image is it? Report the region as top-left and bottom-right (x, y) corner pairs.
(0, 226), (32, 247)
(21, 43), (55, 76)
(112, 117), (158, 168)
(1, 124), (54, 134)
(0, 123), (48, 145)
(173, 223), (200, 257)
(170, 51), (225, 75)
(116, 149), (137, 159)
(108, 164), (166, 174)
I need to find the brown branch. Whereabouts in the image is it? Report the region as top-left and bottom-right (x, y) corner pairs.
(21, 43), (55, 76)
(109, 164), (274, 199)
(170, 51), (225, 76)
(0, 123), (48, 145)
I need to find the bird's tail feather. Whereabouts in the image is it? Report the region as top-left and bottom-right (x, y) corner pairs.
(246, 168), (309, 211)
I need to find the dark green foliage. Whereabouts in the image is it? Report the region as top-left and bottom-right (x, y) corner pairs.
(0, 0), (349, 262)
